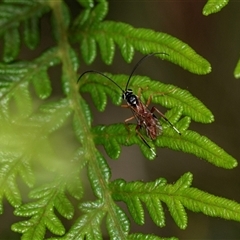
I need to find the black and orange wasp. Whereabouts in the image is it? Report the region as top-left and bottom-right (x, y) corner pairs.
(78, 53), (181, 155)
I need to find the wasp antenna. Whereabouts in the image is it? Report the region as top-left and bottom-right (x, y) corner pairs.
(77, 70), (124, 93)
(125, 52), (169, 91)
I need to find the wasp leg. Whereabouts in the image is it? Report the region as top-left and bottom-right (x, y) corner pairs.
(146, 95), (152, 108)
(137, 87), (143, 97)
(150, 106), (181, 135)
(124, 115), (135, 128)
(121, 103), (138, 136)
(123, 116), (156, 156)
(137, 88), (151, 108)
(146, 88), (178, 107)
(135, 124), (156, 156)
(154, 87), (177, 97)
(121, 105), (136, 133)
(123, 115), (136, 141)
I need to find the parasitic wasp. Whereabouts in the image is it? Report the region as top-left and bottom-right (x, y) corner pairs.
(77, 53), (181, 155)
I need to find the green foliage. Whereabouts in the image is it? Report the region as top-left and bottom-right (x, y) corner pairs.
(203, 0), (229, 16)
(0, 1), (238, 240)
(111, 172), (240, 229)
(79, 74), (214, 123)
(234, 58), (240, 78)
(0, 0), (50, 62)
(205, 0), (240, 79)
(72, 3), (211, 74)
(12, 178), (73, 239)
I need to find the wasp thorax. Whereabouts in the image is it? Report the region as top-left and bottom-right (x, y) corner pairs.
(123, 89), (138, 106)
(129, 95), (138, 106)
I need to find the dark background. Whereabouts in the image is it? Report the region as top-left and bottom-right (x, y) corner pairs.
(2, 1), (240, 239)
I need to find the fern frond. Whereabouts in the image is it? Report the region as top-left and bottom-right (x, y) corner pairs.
(86, 152), (131, 239)
(92, 124), (157, 160)
(73, 1), (109, 65)
(32, 69), (52, 99)
(23, 15), (40, 49)
(92, 108), (181, 160)
(77, 0), (94, 8)
(34, 98), (72, 134)
(156, 126), (237, 169)
(0, 156), (31, 214)
(0, 98), (72, 214)
(128, 76), (213, 124)
(106, 203), (130, 240)
(80, 71), (234, 168)
(79, 73), (122, 112)
(111, 172), (240, 229)
(0, 121), (35, 213)
(79, 73), (214, 123)
(80, 35), (97, 65)
(93, 118), (237, 168)
(75, 0), (108, 28)
(11, 178), (72, 239)
(0, 1), (50, 62)
(203, 0), (229, 16)
(13, 81), (32, 118)
(11, 142), (86, 239)
(72, 196), (129, 240)
(51, 199), (129, 240)
(73, 8), (211, 74)
(56, 201), (106, 240)
(53, 152), (129, 240)
(0, 48), (59, 119)
(3, 26), (20, 62)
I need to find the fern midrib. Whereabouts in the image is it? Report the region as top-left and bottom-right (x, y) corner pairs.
(25, 179), (65, 239)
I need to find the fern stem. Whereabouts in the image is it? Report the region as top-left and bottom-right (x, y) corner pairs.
(51, 2), (128, 238)
(52, 1), (96, 163)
